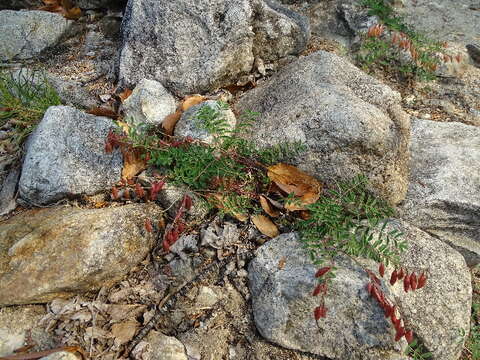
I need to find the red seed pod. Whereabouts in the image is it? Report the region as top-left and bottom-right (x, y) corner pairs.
(111, 186), (119, 200)
(312, 284), (323, 296)
(410, 273), (418, 291)
(162, 239), (170, 252)
(176, 221), (186, 233)
(379, 263), (385, 278)
(405, 330), (414, 344)
(183, 194), (192, 211)
(397, 268), (404, 280)
(315, 267), (331, 278)
(123, 188), (130, 200)
(144, 218), (153, 233)
(403, 273), (411, 292)
(135, 183), (145, 198)
(144, 152), (151, 162)
(366, 282), (373, 296)
(105, 141), (113, 153)
(127, 178), (135, 185)
(314, 306), (327, 320)
(372, 286), (384, 305)
(390, 270), (398, 286)
(395, 327), (405, 341)
(417, 272), (427, 289)
(384, 304), (393, 318)
(393, 317), (402, 332)
(390, 307), (397, 324)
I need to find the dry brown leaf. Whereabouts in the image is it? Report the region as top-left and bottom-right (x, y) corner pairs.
(118, 88), (133, 103)
(161, 110), (182, 136)
(122, 149), (147, 180)
(111, 320), (139, 346)
(63, 6), (82, 20)
(86, 107), (118, 119)
(181, 95), (206, 111)
(251, 214), (279, 238)
(259, 195), (280, 217)
(267, 163), (322, 211)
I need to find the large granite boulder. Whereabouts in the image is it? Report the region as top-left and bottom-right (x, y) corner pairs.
(117, 0), (310, 95)
(236, 50), (410, 205)
(0, 203), (162, 305)
(399, 119), (480, 266)
(0, 10), (73, 61)
(19, 106), (122, 205)
(248, 227), (470, 359)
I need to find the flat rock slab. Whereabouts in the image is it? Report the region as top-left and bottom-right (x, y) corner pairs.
(248, 225), (471, 360)
(0, 10), (73, 61)
(236, 50), (410, 205)
(399, 119), (480, 266)
(19, 106), (122, 205)
(0, 203), (162, 305)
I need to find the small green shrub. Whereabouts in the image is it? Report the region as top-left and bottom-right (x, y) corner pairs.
(357, 0), (444, 81)
(0, 69), (61, 150)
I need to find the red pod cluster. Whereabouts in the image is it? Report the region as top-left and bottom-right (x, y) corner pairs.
(314, 305), (327, 320)
(315, 267), (331, 278)
(312, 283), (327, 296)
(144, 218), (153, 233)
(135, 183), (145, 199)
(379, 263), (385, 278)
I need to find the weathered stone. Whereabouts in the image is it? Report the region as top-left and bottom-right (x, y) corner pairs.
(0, 203), (161, 305)
(236, 51), (410, 204)
(399, 119), (480, 266)
(157, 183), (209, 221)
(74, 0), (127, 9)
(0, 10), (73, 61)
(0, 305), (54, 357)
(175, 100), (236, 144)
(0, 167), (20, 216)
(248, 232), (406, 359)
(117, 0), (309, 95)
(387, 220), (471, 360)
(19, 106), (122, 205)
(132, 331), (188, 360)
(248, 227), (471, 359)
(0, 1), (41, 10)
(122, 79), (177, 126)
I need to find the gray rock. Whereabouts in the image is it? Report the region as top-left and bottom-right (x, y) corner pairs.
(0, 167), (20, 216)
(386, 220), (471, 360)
(0, 10), (73, 61)
(132, 331), (188, 360)
(196, 286), (219, 308)
(248, 228), (471, 359)
(170, 234), (199, 260)
(19, 106), (122, 205)
(117, 0), (309, 95)
(175, 100), (236, 144)
(399, 119), (480, 266)
(236, 51), (410, 205)
(398, 0), (480, 45)
(0, 1), (42, 10)
(200, 221), (240, 249)
(0, 305), (54, 357)
(75, 0), (127, 9)
(337, 0), (378, 36)
(248, 232), (406, 359)
(0, 203), (162, 305)
(122, 79), (177, 126)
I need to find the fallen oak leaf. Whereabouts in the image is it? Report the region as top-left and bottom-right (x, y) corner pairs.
(259, 195), (280, 217)
(121, 148), (147, 180)
(118, 88), (133, 103)
(267, 163), (322, 210)
(251, 214), (279, 238)
(161, 110), (182, 136)
(63, 6), (82, 20)
(181, 95), (206, 111)
(86, 107), (118, 119)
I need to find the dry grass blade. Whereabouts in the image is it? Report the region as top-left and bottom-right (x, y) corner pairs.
(251, 214), (279, 238)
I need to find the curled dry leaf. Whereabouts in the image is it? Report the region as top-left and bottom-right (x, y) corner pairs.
(161, 110), (182, 136)
(122, 149), (147, 180)
(267, 163), (322, 211)
(251, 214), (279, 238)
(181, 95), (206, 111)
(259, 195), (280, 217)
(118, 88), (133, 103)
(86, 107), (118, 120)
